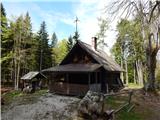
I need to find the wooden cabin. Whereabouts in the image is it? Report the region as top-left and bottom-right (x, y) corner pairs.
(21, 71), (46, 92)
(43, 38), (123, 96)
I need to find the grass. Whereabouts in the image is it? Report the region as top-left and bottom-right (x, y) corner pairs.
(126, 83), (143, 89)
(117, 109), (142, 120)
(2, 89), (48, 106)
(2, 90), (22, 105)
(104, 94), (151, 120)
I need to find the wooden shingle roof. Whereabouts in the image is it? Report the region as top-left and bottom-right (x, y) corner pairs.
(21, 71), (46, 80)
(43, 64), (102, 72)
(77, 41), (123, 72)
(43, 41), (123, 72)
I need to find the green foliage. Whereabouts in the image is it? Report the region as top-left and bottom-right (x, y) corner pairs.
(73, 31), (80, 41)
(67, 35), (74, 51)
(22, 12), (37, 71)
(1, 4), (69, 88)
(96, 17), (108, 49)
(51, 32), (58, 66)
(111, 42), (121, 64)
(2, 89), (47, 106)
(51, 32), (58, 48)
(1, 5), (37, 84)
(52, 39), (68, 65)
(104, 96), (147, 120)
(2, 90), (22, 105)
(117, 109), (142, 120)
(111, 18), (145, 84)
(128, 83), (143, 89)
(12, 14), (35, 69)
(1, 3), (14, 81)
(36, 21), (52, 70)
(1, 3), (6, 16)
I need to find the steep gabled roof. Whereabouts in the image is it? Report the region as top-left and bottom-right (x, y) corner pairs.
(21, 71), (46, 80)
(43, 63), (102, 72)
(79, 41), (123, 71)
(61, 40), (123, 72)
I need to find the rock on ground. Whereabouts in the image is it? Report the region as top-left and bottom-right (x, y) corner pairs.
(2, 93), (80, 120)
(77, 91), (105, 119)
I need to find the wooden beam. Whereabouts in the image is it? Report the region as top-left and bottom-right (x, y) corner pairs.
(88, 73), (91, 90)
(128, 91), (133, 104)
(95, 72), (98, 91)
(106, 84), (109, 93)
(127, 105), (135, 112)
(104, 90), (133, 97)
(114, 102), (129, 114)
(66, 73), (69, 94)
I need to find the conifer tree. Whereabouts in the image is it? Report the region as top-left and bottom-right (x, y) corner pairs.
(51, 32), (58, 66)
(51, 32), (58, 48)
(67, 35), (74, 51)
(1, 3), (13, 82)
(36, 21), (52, 70)
(73, 31), (80, 42)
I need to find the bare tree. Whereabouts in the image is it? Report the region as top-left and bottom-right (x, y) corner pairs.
(107, 0), (160, 91)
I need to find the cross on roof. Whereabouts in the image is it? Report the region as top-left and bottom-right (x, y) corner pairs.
(74, 16), (79, 32)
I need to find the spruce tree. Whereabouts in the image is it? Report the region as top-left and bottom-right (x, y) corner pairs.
(50, 32), (58, 66)
(73, 31), (79, 42)
(67, 35), (74, 51)
(51, 32), (58, 48)
(36, 21), (52, 70)
(1, 3), (13, 82)
(22, 12), (35, 72)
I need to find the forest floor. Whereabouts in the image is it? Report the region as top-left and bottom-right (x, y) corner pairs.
(105, 88), (160, 120)
(1, 88), (160, 120)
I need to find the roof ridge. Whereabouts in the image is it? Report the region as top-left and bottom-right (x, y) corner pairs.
(59, 40), (122, 72)
(77, 40), (123, 71)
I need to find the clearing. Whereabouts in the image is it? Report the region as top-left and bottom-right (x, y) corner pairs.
(1, 90), (80, 120)
(1, 88), (160, 120)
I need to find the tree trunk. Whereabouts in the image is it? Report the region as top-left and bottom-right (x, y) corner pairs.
(125, 59), (128, 85)
(16, 60), (20, 90)
(146, 33), (159, 91)
(146, 49), (157, 91)
(135, 60), (143, 85)
(120, 59), (124, 83)
(120, 47), (124, 83)
(14, 50), (17, 90)
(134, 63), (136, 84)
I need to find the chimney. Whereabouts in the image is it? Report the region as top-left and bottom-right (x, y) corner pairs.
(92, 37), (97, 50)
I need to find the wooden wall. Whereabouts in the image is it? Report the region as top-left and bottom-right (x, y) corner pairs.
(49, 82), (89, 96)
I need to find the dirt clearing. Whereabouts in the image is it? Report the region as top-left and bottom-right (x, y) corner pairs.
(2, 93), (80, 120)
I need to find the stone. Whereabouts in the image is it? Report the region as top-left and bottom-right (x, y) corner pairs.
(77, 91), (105, 119)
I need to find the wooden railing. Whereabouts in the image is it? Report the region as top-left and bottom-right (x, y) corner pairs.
(50, 82), (89, 96)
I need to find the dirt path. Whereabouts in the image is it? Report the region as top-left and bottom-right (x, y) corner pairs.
(2, 93), (80, 120)
(132, 89), (160, 120)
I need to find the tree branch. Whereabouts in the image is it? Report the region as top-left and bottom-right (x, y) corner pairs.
(149, 1), (160, 23)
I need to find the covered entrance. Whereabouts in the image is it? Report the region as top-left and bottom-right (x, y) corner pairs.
(43, 64), (102, 96)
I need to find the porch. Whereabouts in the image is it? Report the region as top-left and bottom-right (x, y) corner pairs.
(50, 82), (101, 96)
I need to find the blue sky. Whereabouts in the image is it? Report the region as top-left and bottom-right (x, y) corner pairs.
(3, 0), (119, 54)
(3, 0), (160, 58)
(3, 1), (78, 40)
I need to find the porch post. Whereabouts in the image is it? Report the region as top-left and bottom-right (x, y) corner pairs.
(88, 73), (91, 90)
(95, 72), (98, 91)
(66, 73), (69, 94)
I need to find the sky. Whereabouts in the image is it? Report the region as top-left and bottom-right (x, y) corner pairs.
(2, 0), (160, 59)
(3, 0), (117, 54)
